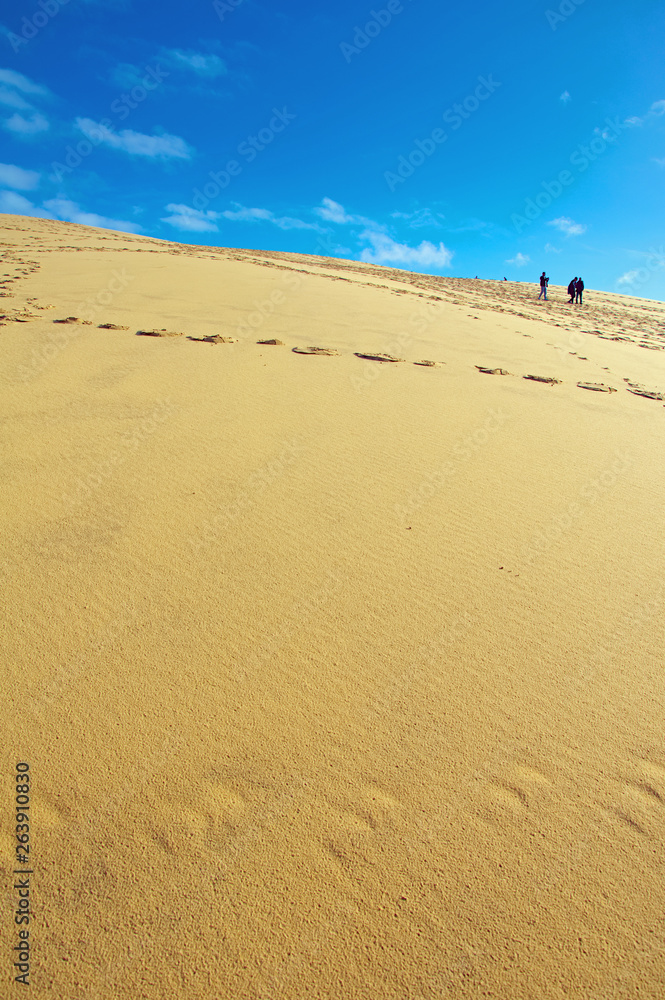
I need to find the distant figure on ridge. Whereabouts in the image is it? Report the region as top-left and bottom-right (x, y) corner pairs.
(538, 272), (549, 300)
(567, 277), (577, 303)
(575, 277), (584, 304)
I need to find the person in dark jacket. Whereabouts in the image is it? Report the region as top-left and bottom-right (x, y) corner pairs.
(575, 277), (584, 304)
(538, 272), (549, 300)
(567, 278), (577, 303)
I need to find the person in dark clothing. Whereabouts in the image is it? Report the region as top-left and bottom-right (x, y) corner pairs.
(567, 278), (577, 303)
(575, 277), (584, 304)
(538, 272), (549, 300)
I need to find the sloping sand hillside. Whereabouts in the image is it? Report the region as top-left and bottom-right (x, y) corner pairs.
(2, 214), (665, 999)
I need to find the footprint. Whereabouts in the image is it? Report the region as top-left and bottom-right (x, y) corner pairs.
(354, 352), (405, 362)
(187, 335), (236, 344)
(491, 780), (529, 809)
(524, 375), (562, 385)
(137, 329), (183, 338)
(515, 765), (552, 787)
(293, 346), (339, 355)
(414, 360), (444, 367)
(614, 809), (647, 835)
(626, 386), (664, 401)
(257, 338), (284, 345)
(626, 781), (664, 806)
(476, 366), (510, 375)
(577, 382), (617, 393)
(98, 323), (129, 330)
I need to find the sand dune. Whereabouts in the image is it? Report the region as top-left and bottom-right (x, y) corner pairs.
(2, 214), (665, 999)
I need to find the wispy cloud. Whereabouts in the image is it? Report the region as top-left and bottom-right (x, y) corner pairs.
(163, 49), (227, 78)
(0, 69), (51, 137)
(161, 203), (221, 232)
(0, 190), (51, 217)
(505, 252), (530, 266)
(316, 198), (454, 270)
(0, 86), (33, 111)
(548, 216), (586, 237)
(544, 242), (561, 253)
(0, 162), (39, 190)
(621, 100), (665, 131)
(220, 204), (323, 231)
(390, 207), (446, 229)
(76, 118), (192, 159)
(359, 231), (453, 269)
(110, 63), (150, 89)
(43, 197), (140, 233)
(314, 197), (365, 225)
(560, 90), (571, 103)
(4, 112), (49, 135)
(617, 270), (641, 286)
(0, 68), (49, 97)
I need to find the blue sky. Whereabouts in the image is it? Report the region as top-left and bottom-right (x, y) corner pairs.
(1, 0), (664, 298)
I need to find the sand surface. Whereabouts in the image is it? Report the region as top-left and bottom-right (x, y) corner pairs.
(2, 214), (665, 999)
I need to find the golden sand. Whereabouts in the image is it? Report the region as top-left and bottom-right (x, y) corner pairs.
(2, 214), (665, 998)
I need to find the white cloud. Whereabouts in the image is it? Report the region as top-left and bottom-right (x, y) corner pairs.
(448, 218), (491, 234)
(0, 85), (33, 111)
(560, 90), (571, 103)
(505, 252), (531, 266)
(548, 216), (586, 237)
(359, 231), (453, 270)
(617, 270), (640, 286)
(220, 204), (323, 231)
(544, 243), (561, 254)
(43, 197), (140, 233)
(0, 69), (48, 97)
(4, 112), (49, 135)
(650, 100), (665, 117)
(391, 207), (446, 229)
(0, 162), (39, 190)
(110, 63), (146, 89)
(164, 50), (227, 78)
(76, 118), (192, 159)
(221, 206), (272, 223)
(653, 157), (665, 167)
(625, 116), (643, 127)
(0, 190), (51, 217)
(315, 197), (358, 225)
(161, 203), (220, 232)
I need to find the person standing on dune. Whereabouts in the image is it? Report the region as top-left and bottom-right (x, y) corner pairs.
(575, 277), (584, 304)
(538, 272), (549, 300)
(567, 277), (577, 303)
